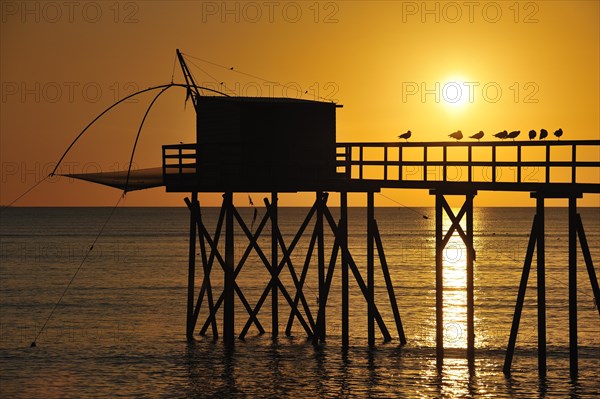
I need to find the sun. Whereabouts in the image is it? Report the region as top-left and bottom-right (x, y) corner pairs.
(441, 76), (472, 110)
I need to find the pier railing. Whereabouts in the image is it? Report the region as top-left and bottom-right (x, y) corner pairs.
(336, 140), (600, 192)
(162, 143), (197, 176)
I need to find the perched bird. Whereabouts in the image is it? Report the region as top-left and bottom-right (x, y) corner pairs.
(554, 128), (563, 140)
(470, 131), (484, 141)
(449, 130), (463, 141)
(539, 129), (548, 140)
(398, 130), (412, 141)
(528, 130), (536, 140)
(508, 130), (521, 140)
(494, 130), (508, 140)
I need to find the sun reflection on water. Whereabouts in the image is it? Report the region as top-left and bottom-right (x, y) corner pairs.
(442, 232), (469, 349)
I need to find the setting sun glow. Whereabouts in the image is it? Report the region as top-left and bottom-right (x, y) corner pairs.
(442, 77), (472, 110)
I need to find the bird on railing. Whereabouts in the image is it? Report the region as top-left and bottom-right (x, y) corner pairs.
(508, 130), (521, 140)
(494, 130), (508, 139)
(449, 130), (463, 141)
(470, 131), (484, 141)
(398, 130), (412, 141)
(539, 129), (548, 140)
(528, 130), (536, 140)
(554, 128), (563, 140)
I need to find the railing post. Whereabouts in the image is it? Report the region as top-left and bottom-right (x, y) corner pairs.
(423, 146), (428, 182)
(443, 145), (447, 182)
(517, 145), (522, 183)
(492, 145), (496, 183)
(571, 144), (577, 183)
(468, 145), (472, 183)
(384, 146), (388, 181)
(545, 144), (551, 183)
(359, 146), (364, 180)
(162, 146), (166, 177)
(179, 147), (183, 175)
(398, 145), (403, 182)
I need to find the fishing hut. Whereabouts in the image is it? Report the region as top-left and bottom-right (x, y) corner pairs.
(57, 50), (599, 379)
(161, 52), (405, 349)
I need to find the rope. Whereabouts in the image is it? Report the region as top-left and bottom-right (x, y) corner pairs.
(123, 86), (171, 193)
(182, 52), (335, 102)
(30, 194), (123, 347)
(0, 175), (50, 214)
(376, 192), (429, 219)
(49, 83), (229, 179)
(183, 57), (237, 97)
(170, 54), (178, 84)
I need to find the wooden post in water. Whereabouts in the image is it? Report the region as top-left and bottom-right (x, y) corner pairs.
(224, 192), (235, 345)
(568, 196), (578, 378)
(435, 192), (444, 364)
(341, 192), (349, 348)
(503, 214), (537, 374)
(536, 194), (547, 377)
(316, 191), (326, 342)
(186, 192), (198, 340)
(272, 192), (278, 339)
(367, 191), (375, 347)
(466, 194), (475, 361)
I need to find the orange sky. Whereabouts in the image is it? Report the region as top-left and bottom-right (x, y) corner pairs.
(1, 1), (599, 207)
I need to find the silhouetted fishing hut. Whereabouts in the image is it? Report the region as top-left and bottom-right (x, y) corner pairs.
(161, 51), (404, 349)
(58, 50), (599, 379)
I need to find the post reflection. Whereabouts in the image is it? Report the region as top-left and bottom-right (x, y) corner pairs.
(427, 356), (478, 398)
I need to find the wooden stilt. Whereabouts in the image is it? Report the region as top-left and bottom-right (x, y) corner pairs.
(239, 200), (318, 339)
(435, 192), (444, 363)
(313, 236), (339, 345)
(272, 192), (278, 338)
(536, 195), (547, 377)
(321, 205), (392, 341)
(317, 191), (326, 342)
(466, 194), (475, 360)
(576, 214), (600, 317)
(185, 192), (198, 340)
(341, 192), (349, 348)
(568, 196), (578, 378)
(503, 215), (537, 374)
(199, 207), (266, 336)
(373, 220), (405, 344)
(198, 198), (226, 339)
(367, 192), (375, 347)
(190, 198), (208, 331)
(285, 225), (318, 335)
(267, 198), (316, 335)
(224, 192), (235, 345)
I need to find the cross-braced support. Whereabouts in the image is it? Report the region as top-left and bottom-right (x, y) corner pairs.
(503, 192), (600, 378)
(185, 191), (407, 348)
(311, 192), (406, 346)
(430, 190), (476, 364)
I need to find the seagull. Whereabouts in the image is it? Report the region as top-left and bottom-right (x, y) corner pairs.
(398, 130), (412, 141)
(539, 129), (548, 140)
(554, 128), (563, 140)
(528, 130), (536, 140)
(507, 130), (521, 140)
(494, 130), (508, 140)
(449, 130), (463, 141)
(470, 131), (484, 141)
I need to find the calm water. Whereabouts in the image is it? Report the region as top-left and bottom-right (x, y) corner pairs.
(1, 206), (599, 398)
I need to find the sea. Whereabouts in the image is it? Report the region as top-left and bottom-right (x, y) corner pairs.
(0, 206), (599, 398)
